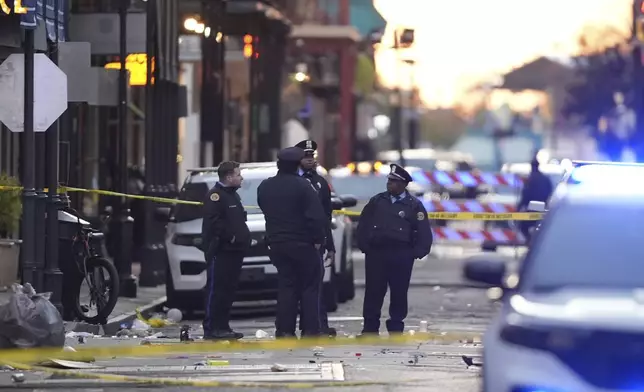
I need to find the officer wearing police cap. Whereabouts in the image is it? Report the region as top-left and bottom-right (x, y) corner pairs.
(257, 147), (328, 337)
(294, 139), (336, 337)
(356, 163), (433, 336)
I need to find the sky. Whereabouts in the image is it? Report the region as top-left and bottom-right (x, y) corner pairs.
(372, 0), (632, 108)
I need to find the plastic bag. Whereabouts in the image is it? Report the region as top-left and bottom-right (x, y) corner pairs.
(0, 283), (65, 349)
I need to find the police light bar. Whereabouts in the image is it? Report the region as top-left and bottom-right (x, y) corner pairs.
(347, 161), (383, 175)
(568, 162), (644, 184)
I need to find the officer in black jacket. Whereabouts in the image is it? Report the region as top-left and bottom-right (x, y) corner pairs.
(201, 161), (251, 340)
(257, 147), (328, 338)
(295, 139), (336, 337)
(517, 156), (554, 242)
(357, 164), (433, 336)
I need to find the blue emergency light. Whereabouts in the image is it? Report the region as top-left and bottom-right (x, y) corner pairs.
(568, 162), (644, 184)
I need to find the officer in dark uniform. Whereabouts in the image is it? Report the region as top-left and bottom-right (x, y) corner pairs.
(357, 164), (433, 336)
(257, 147), (328, 338)
(295, 139), (336, 337)
(517, 156), (554, 242)
(201, 161), (251, 340)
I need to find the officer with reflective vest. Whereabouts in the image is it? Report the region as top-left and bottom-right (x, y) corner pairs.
(257, 147), (328, 338)
(295, 139), (336, 337)
(357, 164), (433, 336)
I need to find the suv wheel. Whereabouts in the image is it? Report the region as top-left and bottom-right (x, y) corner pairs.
(338, 239), (355, 302)
(323, 271), (338, 312)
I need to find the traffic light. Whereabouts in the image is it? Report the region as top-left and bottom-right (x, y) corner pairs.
(243, 35), (260, 59)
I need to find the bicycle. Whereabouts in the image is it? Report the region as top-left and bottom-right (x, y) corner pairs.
(64, 207), (120, 325)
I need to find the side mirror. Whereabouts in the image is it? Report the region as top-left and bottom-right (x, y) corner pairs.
(339, 194), (358, 208)
(527, 201), (545, 212)
(154, 207), (171, 221)
(463, 258), (506, 286)
(331, 197), (344, 211)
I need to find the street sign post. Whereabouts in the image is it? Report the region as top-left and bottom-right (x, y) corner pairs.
(0, 53), (68, 133)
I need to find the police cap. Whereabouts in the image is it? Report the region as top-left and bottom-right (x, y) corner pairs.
(387, 163), (412, 183)
(277, 147), (306, 163)
(295, 139), (317, 156)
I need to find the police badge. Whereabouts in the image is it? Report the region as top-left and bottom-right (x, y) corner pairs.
(398, 211), (405, 218)
(417, 212), (425, 220)
(306, 140), (312, 149)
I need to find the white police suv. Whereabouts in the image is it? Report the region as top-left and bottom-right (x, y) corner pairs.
(465, 161), (644, 392)
(165, 162), (357, 313)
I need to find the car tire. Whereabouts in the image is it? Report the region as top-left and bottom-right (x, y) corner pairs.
(338, 239), (355, 302)
(323, 272), (339, 313)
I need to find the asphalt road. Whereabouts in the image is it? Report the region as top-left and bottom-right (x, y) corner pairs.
(0, 246), (519, 391)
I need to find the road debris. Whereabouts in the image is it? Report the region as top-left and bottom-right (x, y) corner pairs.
(461, 355), (483, 368)
(270, 363), (288, 372)
(10, 372), (24, 383)
(255, 329), (269, 339)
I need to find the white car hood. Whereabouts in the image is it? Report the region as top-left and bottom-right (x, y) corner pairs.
(510, 289), (644, 331)
(171, 213), (266, 233)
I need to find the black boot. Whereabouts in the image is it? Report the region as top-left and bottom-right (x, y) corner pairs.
(204, 329), (243, 340)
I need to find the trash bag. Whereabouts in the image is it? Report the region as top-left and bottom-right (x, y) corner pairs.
(0, 283), (65, 349)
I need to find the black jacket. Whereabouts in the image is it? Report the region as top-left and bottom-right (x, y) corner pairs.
(518, 170), (554, 211)
(302, 170), (335, 252)
(257, 171), (327, 246)
(201, 183), (251, 260)
(357, 191), (433, 259)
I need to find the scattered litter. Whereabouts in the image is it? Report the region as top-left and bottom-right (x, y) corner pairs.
(355, 353), (362, 357)
(166, 308), (183, 323)
(312, 346), (324, 356)
(131, 318), (150, 331)
(77, 336), (85, 344)
(135, 309), (172, 329)
(271, 363), (287, 372)
(255, 329), (269, 339)
(461, 355), (482, 368)
(207, 360), (229, 366)
(38, 359), (102, 369)
(433, 285), (441, 291)
(180, 325), (193, 342)
(0, 283), (65, 349)
(408, 330), (416, 336)
(419, 321), (428, 333)
(11, 373), (24, 383)
(65, 331), (95, 339)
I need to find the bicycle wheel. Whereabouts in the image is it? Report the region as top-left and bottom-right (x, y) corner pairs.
(73, 256), (120, 324)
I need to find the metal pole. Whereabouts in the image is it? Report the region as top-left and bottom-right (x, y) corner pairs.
(114, 0), (137, 297)
(44, 0), (64, 314)
(393, 32), (405, 166)
(633, 0), (644, 160)
(21, 29), (40, 291)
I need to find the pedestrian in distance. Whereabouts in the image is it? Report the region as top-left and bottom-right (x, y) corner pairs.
(201, 161), (251, 340)
(357, 164), (433, 337)
(257, 147), (328, 339)
(295, 139), (337, 338)
(517, 156), (554, 243)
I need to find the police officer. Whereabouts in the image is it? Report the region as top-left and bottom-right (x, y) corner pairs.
(517, 156), (554, 241)
(294, 139), (336, 337)
(257, 147), (328, 338)
(357, 164), (433, 336)
(201, 161), (251, 340)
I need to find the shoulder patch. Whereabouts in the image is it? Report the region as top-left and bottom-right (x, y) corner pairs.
(417, 211), (425, 220)
(210, 193), (220, 202)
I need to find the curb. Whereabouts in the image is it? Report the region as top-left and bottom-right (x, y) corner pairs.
(354, 279), (487, 289)
(68, 296), (167, 336)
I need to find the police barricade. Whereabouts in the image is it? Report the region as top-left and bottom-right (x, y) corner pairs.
(417, 170), (530, 246)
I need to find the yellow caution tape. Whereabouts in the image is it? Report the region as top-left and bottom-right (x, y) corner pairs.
(426, 212), (543, 221)
(0, 185), (544, 220)
(0, 332), (478, 365)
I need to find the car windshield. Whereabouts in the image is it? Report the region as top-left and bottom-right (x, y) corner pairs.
(173, 178), (264, 222)
(330, 175), (386, 200)
(521, 202), (644, 291)
(495, 172), (563, 195)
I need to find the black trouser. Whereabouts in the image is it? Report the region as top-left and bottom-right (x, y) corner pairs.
(362, 247), (414, 333)
(202, 250), (244, 336)
(299, 248), (329, 333)
(269, 242), (322, 335)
